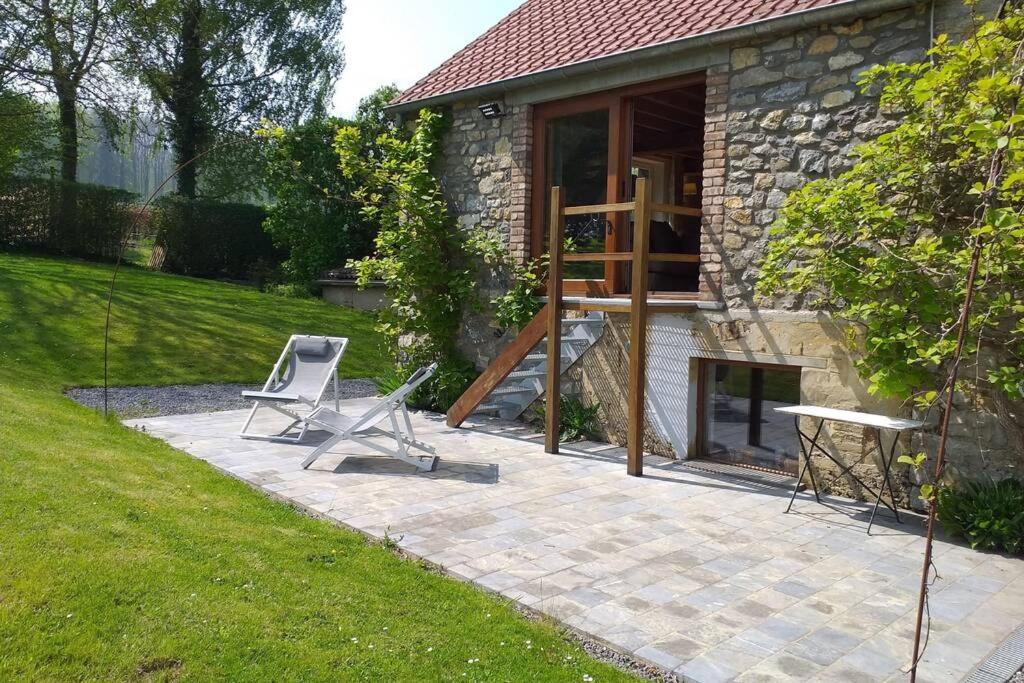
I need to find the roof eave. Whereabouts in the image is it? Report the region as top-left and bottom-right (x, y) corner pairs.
(387, 0), (915, 114)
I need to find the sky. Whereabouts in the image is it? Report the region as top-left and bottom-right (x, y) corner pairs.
(331, 0), (524, 117)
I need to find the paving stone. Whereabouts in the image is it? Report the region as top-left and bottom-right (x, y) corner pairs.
(131, 405), (1024, 682)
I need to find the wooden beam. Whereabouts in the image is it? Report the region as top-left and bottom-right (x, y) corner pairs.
(561, 299), (701, 313)
(562, 201), (635, 216)
(545, 186), (565, 454)
(562, 252), (699, 263)
(651, 203), (702, 217)
(649, 253), (700, 263)
(641, 92), (707, 118)
(627, 177), (652, 476)
(446, 304), (550, 427)
(633, 105), (702, 130)
(563, 252), (634, 262)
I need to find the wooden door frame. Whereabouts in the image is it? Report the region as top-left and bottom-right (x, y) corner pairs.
(531, 91), (626, 296)
(530, 72), (706, 296)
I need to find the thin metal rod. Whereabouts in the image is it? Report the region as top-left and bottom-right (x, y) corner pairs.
(909, 239), (982, 680)
(101, 140), (240, 416)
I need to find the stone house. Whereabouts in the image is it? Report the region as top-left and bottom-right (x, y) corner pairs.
(387, 0), (1020, 502)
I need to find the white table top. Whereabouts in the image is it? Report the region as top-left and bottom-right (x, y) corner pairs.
(774, 405), (925, 431)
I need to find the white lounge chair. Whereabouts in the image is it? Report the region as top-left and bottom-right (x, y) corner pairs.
(239, 334), (348, 443)
(300, 363), (439, 472)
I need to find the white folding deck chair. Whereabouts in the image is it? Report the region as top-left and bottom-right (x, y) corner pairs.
(300, 363), (439, 472)
(239, 334), (348, 443)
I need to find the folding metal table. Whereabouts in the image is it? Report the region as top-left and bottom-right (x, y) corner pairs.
(775, 405), (925, 534)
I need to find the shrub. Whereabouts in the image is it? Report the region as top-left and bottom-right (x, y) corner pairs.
(261, 117), (379, 285)
(937, 478), (1024, 554)
(263, 282), (315, 299)
(758, 12), (1024, 403)
(334, 107), (489, 411)
(537, 395), (601, 442)
(153, 196), (283, 280)
(0, 176), (135, 260)
(467, 228), (546, 331)
(373, 358), (478, 413)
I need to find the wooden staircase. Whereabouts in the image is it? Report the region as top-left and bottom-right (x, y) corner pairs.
(446, 306), (605, 427)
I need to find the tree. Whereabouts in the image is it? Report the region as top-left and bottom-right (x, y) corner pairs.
(0, 89), (51, 177)
(261, 85), (399, 285)
(116, 0), (345, 198)
(759, 11), (1024, 410)
(0, 0), (119, 182)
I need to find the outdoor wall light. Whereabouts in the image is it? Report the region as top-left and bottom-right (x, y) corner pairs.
(478, 101), (505, 119)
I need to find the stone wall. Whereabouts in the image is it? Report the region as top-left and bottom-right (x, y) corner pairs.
(440, 98), (532, 369)
(711, 5), (931, 308)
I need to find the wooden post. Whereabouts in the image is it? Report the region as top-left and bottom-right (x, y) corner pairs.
(544, 186), (565, 454)
(627, 177), (651, 476)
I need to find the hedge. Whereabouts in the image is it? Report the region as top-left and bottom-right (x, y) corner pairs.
(0, 176), (136, 260)
(153, 196), (283, 280)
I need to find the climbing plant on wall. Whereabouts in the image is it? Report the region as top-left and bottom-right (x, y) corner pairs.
(759, 11), (1024, 407)
(334, 108), (479, 410)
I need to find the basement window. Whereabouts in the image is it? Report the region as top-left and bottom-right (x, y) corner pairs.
(699, 360), (801, 475)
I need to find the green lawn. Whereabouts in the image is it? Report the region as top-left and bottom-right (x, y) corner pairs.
(0, 254), (633, 681)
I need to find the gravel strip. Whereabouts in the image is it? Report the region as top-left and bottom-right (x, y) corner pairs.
(67, 380), (379, 419)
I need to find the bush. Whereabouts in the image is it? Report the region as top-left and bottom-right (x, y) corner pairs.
(937, 478), (1024, 555)
(153, 196), (283, 280)
(261, 118), (377, 284)
(374, 357), (478, 414)
(0, 176), (136, 260)
(536, 395), (601, 442)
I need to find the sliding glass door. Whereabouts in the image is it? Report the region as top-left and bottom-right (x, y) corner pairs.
(533, 94), (627, 295)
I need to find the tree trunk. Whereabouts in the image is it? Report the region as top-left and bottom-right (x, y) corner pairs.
(169, 0), (205, 199)
(55, 82), (78, 183)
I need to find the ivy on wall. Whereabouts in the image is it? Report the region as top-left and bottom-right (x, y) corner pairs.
(335, 108), (479, 410)
(759, 11), (1024, 406)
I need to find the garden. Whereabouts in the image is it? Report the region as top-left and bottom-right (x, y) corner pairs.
(2, 0), (1024, 680)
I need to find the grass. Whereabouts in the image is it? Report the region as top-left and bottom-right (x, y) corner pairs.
(0, 254), (390, 389)
(0, 254), (634, 681)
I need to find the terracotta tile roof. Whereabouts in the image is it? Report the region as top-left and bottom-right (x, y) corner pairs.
(392, 0), (850, 106)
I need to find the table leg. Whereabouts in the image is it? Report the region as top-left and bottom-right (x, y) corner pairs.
(786, 416), (824, 513)
(867, 428), (904, 534)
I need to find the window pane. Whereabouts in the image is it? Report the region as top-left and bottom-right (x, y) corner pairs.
(703, 363), (801, 474)
(545, 109), (609, 280)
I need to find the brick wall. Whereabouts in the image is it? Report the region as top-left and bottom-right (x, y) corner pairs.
(699, 64), (728, 301)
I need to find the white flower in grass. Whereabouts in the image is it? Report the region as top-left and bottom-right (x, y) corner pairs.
(350, 637), (358, 643)
(582, 675), (593, 682)
(426, 646), (433, 652)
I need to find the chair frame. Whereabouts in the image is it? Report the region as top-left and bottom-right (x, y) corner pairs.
(239, 334), (348, 443)
(301, 364), (439, 472)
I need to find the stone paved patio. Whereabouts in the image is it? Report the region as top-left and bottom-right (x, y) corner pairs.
(129, 400), (1024, 682)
